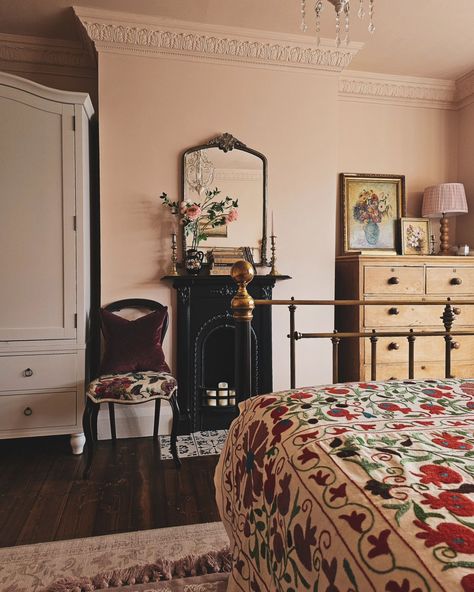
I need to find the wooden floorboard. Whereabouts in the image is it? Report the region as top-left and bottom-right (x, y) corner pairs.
(0, 435), (220, 548)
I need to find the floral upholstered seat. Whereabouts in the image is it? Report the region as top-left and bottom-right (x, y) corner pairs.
(87, 371), (177, 404)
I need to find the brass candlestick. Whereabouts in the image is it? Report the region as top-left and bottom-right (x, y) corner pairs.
(168, 233), (178, 276)
(268, 234), (280, 276)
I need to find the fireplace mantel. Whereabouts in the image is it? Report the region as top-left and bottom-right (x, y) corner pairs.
(163, 273), (290, 433)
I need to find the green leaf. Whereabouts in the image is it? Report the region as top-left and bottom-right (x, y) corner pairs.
(413, 501), (428, 522)
(256, 521), (265, 531)
(394, 501), (411, 525)
(343, 558), (358, 589)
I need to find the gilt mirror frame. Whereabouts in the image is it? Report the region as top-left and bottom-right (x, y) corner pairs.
(181, 132), (269, 266)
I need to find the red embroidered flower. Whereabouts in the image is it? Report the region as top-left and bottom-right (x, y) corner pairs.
(359, 424), (376, 431)
(415, 519), (474, 554)
(459, 383), (474, 397)
(420, 403), (445, 415)
(298, 447), (319, 465)
(277, 473), (291, 516)
(377, 402), (411, 414)
(416, 464), (463, 486)
(270, 405), (288, 421)
(238, 420), (269, 508)
(294, 514), (317, 571)
(327, 408), (359, 420)
(367, 529), (392, 559)
(326, 387), (350, 395)
(257, 396), (277, 408)
(358, 383), (378, 389)
(462, 573), (474, 592)
(329, 483), (347, 502)
(432, 431), (473, 450)
(421, 491), (474, 517)
(386, 579), (422, 592)
(422, 388), (453, 399)
(290, 391), (313, 400)
(263, 459), (276, 505)
(270, 418), (293, 446)
(392, 423), (411, 430)
(330, 427), (349, 435)
(310, 470), (330, 486)
(340, 510), (366, 533)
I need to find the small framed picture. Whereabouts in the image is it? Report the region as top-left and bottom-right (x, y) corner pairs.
(341, 173), (406, 254)
(400, 218), (430, 255)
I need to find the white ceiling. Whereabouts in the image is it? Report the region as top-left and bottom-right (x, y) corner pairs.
(1, 0), (473, 79)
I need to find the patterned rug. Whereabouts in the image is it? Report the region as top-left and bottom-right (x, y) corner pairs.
(0, 522), (229, 592)
(159, 430), (227, 460)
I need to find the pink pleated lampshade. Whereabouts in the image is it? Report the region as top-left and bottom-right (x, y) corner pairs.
(422, 183), (468, 218)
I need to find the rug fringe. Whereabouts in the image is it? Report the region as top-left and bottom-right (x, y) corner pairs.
(41, 546), (231, 591)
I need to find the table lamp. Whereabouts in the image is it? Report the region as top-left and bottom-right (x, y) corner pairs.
(422, 183), (468, 255)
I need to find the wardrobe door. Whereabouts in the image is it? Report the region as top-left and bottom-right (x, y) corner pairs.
(0, 86), (77, 341)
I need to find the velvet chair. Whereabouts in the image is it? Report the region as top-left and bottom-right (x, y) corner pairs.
(82, 298), (180, 478)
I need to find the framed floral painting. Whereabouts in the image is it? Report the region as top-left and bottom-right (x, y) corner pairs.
(400, 217), (430, 255)
(341, 173), (406, 253)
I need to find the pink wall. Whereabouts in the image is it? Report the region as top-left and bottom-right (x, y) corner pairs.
(456, 101), (474, 245)
(338, 100), (459, 252)
(98, 52), (339, 391)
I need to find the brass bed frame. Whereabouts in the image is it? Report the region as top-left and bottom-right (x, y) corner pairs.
(230, 260), (474, 399)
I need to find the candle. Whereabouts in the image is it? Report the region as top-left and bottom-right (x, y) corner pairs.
(271, 211), (274, 236)
(171, 232), (176, 245)
(218, 382), (229, 406)
(206, 389), (217, 406)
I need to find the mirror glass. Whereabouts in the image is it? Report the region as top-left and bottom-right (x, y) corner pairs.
(182, 133), (268, 265)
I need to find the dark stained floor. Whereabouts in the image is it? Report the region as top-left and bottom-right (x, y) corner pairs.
(0, 436), (220, 548)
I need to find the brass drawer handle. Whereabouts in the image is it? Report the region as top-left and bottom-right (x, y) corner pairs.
(23, 407), (33, 416)
(421, 365), (427, 370)
(388, 342), (400, 350)
(453, 307), (461, 315)
(450, 277), (463, 285)
(23, 368), (33, 377)
(388, 276), (400, 285)
(388, 307), (400, 315)
(451, 341), (461, 350)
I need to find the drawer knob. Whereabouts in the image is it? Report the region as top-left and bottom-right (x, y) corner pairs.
(421, 365), (426, 370)
(388, 307), (400, 316)
(453, 307), (461, 315)
(450, 277), (463, 285)
(23, 407), (33, 416)
(388, 276), (400, 285)
(23, 368), (33, 377)
(451, 341), (461, 350)
(388, 342), (400, 350)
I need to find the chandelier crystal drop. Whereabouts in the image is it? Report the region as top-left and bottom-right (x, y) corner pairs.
(301, 0), (376, 47)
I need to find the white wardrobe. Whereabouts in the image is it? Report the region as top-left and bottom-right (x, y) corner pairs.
(0, 72), (93, 454)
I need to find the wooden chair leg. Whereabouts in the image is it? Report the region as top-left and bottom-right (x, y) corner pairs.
(170, 395), (181, 469)
(153, 399), (161, 441)
(83, 398), (99, 479)
(108, 402), (116, 441)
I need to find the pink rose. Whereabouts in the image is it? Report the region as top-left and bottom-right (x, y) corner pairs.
(179, 202), (188, 214)
(185, 204), (201, 220)
(227, 209), (238, 223)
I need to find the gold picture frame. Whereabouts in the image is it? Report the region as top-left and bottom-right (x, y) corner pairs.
(341, 173), (406, 254)
(400, 217), (430, 255)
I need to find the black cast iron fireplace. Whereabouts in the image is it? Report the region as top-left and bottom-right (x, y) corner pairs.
(163, 274), (288, 433)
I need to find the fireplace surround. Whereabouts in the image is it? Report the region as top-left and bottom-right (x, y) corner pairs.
(164, 274), (289, 432)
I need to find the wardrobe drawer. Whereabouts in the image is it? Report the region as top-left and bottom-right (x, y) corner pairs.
(365, 334), (474, 363)
(363, 361), (474, 382)
(0, 353), (77, 392)
(426, 266), (474, 294)
(0, 391), (77, 432)
(364, 266), (424, 295)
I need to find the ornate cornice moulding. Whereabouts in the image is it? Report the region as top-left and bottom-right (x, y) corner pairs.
(339, 71), (456, 110)
(73, 7), (362, 73)
(0, 32), (95, 78)
(455, 70), (474, 109)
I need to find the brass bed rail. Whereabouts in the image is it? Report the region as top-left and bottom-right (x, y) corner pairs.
(230, 261), (474, 399)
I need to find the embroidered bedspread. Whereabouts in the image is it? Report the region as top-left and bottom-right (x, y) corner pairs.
(214, 379), (474, 592)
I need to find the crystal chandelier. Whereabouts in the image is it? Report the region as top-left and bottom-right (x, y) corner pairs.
(186, 150), (215, 196)
(300, 0), (375, 47)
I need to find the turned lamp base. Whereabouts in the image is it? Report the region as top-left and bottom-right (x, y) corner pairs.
(439, 213), (451, 255)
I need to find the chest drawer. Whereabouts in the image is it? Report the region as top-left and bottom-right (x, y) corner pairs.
(363, 361), (474, 382)
(364, 266), (424, 295)
(364, 302), (474, 328)
(0, 391), (77, 432)
(426, 266), (474, 294)
(365, 334), (474, 363)
(0, 353), (77, 392)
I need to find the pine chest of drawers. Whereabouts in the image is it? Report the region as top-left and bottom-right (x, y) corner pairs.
(335, 255), (474, 382)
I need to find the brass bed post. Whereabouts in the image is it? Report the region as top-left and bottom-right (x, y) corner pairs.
(331, 331), (341, 384)
(289, 297), (296, 389)
(407, 329), (416, 379)
(442, 299), (455, 379)
(370, 329), (378, 381)
(231, 261), (255, 402)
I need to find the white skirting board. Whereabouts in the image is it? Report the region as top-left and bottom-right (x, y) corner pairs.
(97, 399), (173, 440)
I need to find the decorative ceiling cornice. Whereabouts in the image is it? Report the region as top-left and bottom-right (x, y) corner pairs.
(339, 71), (456, 110)
(74, 7), (362, 73)
(0, 32), (96, 78)
(455, 70), (474, 109)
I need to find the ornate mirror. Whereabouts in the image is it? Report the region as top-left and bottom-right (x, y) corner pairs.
(181, 133), (268, 266)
